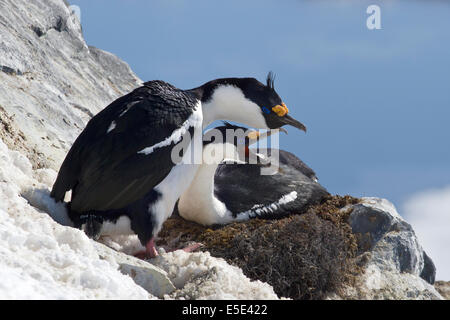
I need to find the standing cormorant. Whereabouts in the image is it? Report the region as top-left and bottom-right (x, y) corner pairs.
(51, 74), (307, 257)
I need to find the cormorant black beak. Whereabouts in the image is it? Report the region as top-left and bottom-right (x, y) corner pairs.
(282, 115), (307, 132)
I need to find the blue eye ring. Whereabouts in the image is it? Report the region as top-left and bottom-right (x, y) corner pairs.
(262, 106), (271, 114)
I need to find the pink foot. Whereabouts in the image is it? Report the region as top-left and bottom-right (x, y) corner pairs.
(134, 238), (159, 259)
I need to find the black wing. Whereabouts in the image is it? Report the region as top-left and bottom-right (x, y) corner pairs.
(51, 81), (198, 213)
(214, 149), (328, 216)
(277, 149), (317, 180)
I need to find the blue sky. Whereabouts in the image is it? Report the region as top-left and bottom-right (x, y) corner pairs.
(69, 0), (450, 209)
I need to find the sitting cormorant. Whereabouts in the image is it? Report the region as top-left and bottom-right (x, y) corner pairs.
(51, 74), (307, 257)
(177, 124), (328, 225)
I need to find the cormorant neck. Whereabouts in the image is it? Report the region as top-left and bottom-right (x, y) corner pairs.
(181, 142), (228, 208)
(178, 142), (243, 225)
(190, 78), (247, 103)
(189, 78), (267, 129)
(189, 162), (219, 199)
(177, 160), (229, 225)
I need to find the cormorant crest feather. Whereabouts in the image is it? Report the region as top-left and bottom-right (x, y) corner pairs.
(266, 71), (276, 90)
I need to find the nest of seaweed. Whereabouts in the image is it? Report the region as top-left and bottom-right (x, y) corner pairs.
(157, 195), (362, 300)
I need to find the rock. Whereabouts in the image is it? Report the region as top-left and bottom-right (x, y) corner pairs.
(342, 197), (442, 300)
(0, 65), (22, 75)
(349, 198), (426, 277)
(420, 251), (436, 285)
(0, 0), (141, 170)
(434, 281), (450, 300)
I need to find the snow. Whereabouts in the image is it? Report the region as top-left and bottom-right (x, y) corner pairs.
(152, 250), (279, 300)
(0, 138), (151, 299)
(0, 134), (280, 299)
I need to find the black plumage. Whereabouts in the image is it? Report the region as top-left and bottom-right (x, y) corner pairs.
(214, 148), (328, 219)
(51, 74), (309, 256)
(51, 81), (198, 234)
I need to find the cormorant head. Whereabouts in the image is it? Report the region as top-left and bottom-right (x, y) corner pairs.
(199, 72), (307, 132)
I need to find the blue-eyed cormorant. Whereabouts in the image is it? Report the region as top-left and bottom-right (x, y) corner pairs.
(177, 123), (328, 225)
(50, 74), (306, 257)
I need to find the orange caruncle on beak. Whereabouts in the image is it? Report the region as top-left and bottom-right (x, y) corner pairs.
(247, 131), (260, 140)
(272, 102), (289, 117)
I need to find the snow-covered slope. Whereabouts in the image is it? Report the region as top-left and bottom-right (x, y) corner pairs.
(0, 139), (152, 299)
(0, 0), (280, 300)
(0, 0), (151, 299)
(0, 135), (278, 299)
